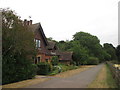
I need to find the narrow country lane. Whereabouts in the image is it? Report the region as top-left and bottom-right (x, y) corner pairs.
(26, 63), (104, 88)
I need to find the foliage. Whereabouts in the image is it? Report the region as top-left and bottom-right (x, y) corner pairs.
(56, 40), (73, 51)
(103, 50), (111, 61)
(51, 56), (59, 66)
(103, 43), (117, 60)
(72, 41), (89, 65)
(37, 62), (52, 75)
(87, 57), (99, 65)
(2, 8), (37, 84)
(47, 37), (58, 43)
(116, 45), (120, 62)
(49, 63), (78, 75)
(73, 32), (106, 62)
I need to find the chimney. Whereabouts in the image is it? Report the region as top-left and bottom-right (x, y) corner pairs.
(24, 19), (27, 26)
(29, 20), (32, 25)
(27, 21), (30, 25)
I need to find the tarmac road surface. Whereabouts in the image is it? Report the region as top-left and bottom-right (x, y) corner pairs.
(26, 63), (104, 88)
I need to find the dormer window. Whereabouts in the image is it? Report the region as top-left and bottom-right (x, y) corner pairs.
(35, 39), (41, 48)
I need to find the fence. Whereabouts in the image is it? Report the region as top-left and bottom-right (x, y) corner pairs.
(106, 61), (120, 87)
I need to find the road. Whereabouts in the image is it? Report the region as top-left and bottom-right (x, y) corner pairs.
(26, 63), (104, 88)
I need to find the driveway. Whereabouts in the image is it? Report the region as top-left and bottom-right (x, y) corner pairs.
(26, 63), (104, 88)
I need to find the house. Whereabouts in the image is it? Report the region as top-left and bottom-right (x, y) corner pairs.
(59, 52), (73, 64)
(24, 19), (49, 64)
(24, 19), (73, 64)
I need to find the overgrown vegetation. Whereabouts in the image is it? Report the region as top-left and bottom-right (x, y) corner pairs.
(116, 45), (120, 63)
(2, 8), (37, 84)
(88, 64), (117, 88)
(48, 63), (78, 75)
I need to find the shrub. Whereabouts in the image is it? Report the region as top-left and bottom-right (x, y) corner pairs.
(37, 62), (52, 75)
(69, 65), (78, 70)
(2, 57), (37, 85)
(70, 61), (77, 66)
(51, 56), (59, 66)
(88, 57), (99, 65)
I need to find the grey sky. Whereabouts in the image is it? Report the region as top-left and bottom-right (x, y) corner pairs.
(0, 0), (119, 47)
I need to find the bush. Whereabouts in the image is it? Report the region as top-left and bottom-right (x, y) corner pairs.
(51, 56), (59, 66)
(69, 65), (78, 70)
(2, 57), (37, 85)
(88, 57), (99, 65)
(37, 62), (52, 75)
(70, 61), (77, 66)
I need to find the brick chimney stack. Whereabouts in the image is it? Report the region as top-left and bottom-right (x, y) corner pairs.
(24, 19), (27, 26)
(23, 19), (32, 26)
(27, 21), (30, 25)
(29, 20), (32, 25)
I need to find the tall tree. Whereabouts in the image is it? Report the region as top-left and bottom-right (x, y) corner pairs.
(72, 41), (89, 65)
(2, 8), (37, 84)
(116, 45), (120, 62)
(103, 43), (117, 60)
(73, 32), (105, 62)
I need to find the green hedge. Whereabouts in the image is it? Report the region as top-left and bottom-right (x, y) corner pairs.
(2, 57), (37, 85)
(37, 62), (52, 75)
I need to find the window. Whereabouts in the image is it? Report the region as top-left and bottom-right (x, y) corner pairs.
(34, 57), (41, 64)
(37, 57), (41, 62)
(38, 40), (41, 47)
(46, 59), (48, 62)
(35, 39), (41, 48)
(34, 58), (37, 64)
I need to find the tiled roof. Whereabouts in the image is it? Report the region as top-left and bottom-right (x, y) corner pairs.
(28, 23), (48, 45)
(59, 52), (73, 61)
(47, 41), (56, 49)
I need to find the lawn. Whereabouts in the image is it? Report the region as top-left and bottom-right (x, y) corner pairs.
(88, 64), (118, 88)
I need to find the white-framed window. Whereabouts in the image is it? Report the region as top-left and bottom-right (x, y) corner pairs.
(35, 39), (41, 48)
(38, 40), (41, 47)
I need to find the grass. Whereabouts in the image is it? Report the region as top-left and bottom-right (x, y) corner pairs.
(2, 76), (50, 88)
(88, 64), (118, 88)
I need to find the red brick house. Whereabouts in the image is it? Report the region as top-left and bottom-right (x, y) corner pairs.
(24, 20), (48, 63)
(24, 19), (73, 64)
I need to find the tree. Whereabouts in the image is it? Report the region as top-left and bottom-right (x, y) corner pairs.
(116, 45), (120, 62)
(72, 41), (89, 65)
(57, 40), (73, 51)
(73, 32), (105, 62)
(2, 8), (37, 84)
(103, 43), (117, 60)
(47, 37), (58, 43)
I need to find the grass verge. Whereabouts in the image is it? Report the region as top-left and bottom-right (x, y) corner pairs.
(54, 65), (96, 78)
(88, 64), (118, 88)
(1, 76), (50, 88)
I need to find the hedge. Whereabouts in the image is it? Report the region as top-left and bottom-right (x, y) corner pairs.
(2, 57), (37, 85)
(37, 62), (52, 75)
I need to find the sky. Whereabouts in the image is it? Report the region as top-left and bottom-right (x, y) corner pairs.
(0, 0), (119, 47)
